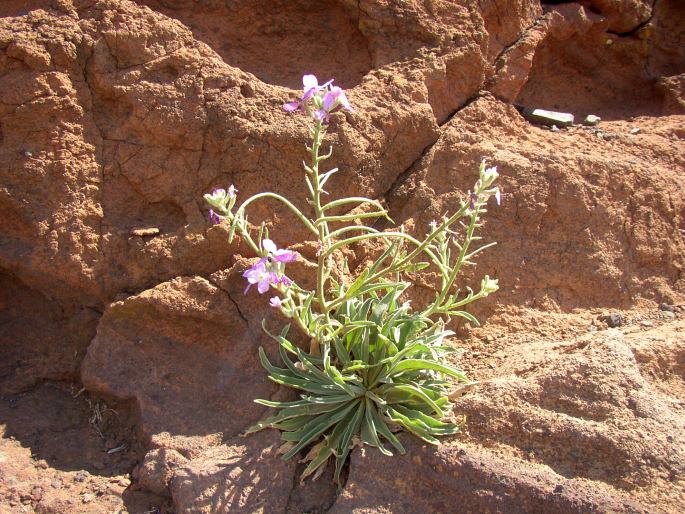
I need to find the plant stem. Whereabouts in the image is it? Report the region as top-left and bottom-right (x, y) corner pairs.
(425, 205), (481, 315)
(309, 120), (334, 342)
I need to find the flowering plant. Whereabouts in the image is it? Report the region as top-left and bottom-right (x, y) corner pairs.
(204, 74), (500, 482)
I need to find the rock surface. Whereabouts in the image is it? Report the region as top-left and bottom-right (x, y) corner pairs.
(1, 0), (684, 512)
(81, 271), (279, 454)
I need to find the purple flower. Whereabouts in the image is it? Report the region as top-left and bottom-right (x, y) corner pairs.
(208, 209), (222, 225)
(302, 74), (333, 101)
(283, 101), (301, 112)
(277, 275), (292, 287)
(315, 86), (354, 123)
(262, 239), (299, 263)
(269, 296), (283, 308)
(212, 188), (226, 197)
(243, 259), (277, 294)
(228, 184), (238, 198)
(469, 192), (478, 210)
(283, 74), (334, 113)
(324, 86), (353, 112)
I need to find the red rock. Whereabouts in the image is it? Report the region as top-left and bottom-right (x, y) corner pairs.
(81, 272), (279, 454)
(170, 430), (295, 514)
(0, 0), (683, 512)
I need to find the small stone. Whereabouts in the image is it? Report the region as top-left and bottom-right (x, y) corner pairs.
(605, 38), (614, 45)
(551, 124), (560, 132)
(659, 303), (675, 312)
(522, 108), (574, 127)
(583, 115), (601, 126)
(661, 311), (676, 320)
(554, 484), (564, 493)
(240, 83), (255, 97)
(629, 127), (641, 135)
(600, 313), (624, 328)
(130, 227), (160, 237)
(596, 131), (605, 139)
(82, 493), (93, 504)
(640, 320), (653, 327)
(74, 471), (90, 483)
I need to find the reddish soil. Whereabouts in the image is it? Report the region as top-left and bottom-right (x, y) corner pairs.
(0, 0), (684, 512)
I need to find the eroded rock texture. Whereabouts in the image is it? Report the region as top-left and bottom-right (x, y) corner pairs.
(1, 0), (684, 512)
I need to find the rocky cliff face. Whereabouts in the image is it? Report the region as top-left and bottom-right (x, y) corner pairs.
(0, 1), (683, 512)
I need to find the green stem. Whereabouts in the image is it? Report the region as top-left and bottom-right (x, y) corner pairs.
(425, 205), (481, 315)
(310, 120), (332, 324)
(235, 192), (318, 235)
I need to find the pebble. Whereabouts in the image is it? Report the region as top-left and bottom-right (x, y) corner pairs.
(82, 493), (93, 504)
(640, 320), (653, 327)
(583, 114), (601, 126)
(522, 108), (575, 127)
(601, 313), (624, 328)
(74, 471), (90, 483)
(659, 303), (675, 312)
(629, 127), (641, 135)
(661, 311), (676, 320)
(130, 227), (160, 237)
(551, 124), (560, 132)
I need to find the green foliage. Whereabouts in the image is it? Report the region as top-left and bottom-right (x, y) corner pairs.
(204, 77), (500, 482)
(245, 283), (466, 482)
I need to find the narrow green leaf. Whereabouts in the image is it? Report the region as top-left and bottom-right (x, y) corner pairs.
(361, 398), (392, 456)
(370, 407), (405, 454)
(334, 399), (366, 482)
(382, 384), (444, 416)
(389, 359), (468, 382)
(282, 402), (357, 459)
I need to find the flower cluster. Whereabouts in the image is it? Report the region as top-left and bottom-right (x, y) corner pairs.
(243, 239), (298, 297)
(468, 162), (501, 211)
(204, 185), (237, 225)
(283, 74), (353, 123)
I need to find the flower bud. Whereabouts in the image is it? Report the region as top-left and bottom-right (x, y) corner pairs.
(204, 188), (228, 210)
(480, 165), (498, 188)
(480, 275), (499, 296)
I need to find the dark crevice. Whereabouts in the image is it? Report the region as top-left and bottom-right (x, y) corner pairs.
(440, 91), (488, 127)
(378, 134), (437, 205)
(491, 11), (548, 73)
(378, 90), (486, 209)
(211, 278), (250, 327)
